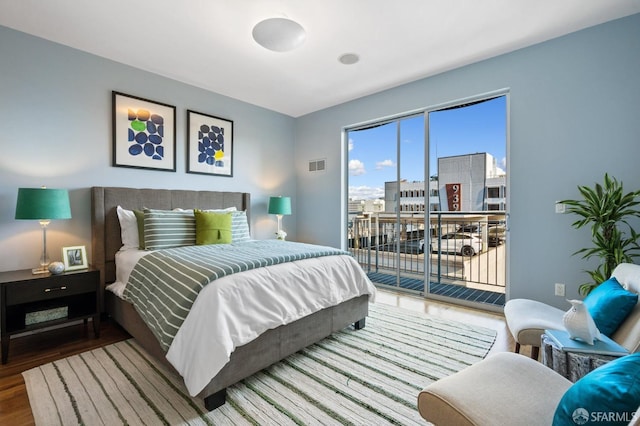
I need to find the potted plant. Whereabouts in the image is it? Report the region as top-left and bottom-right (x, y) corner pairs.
(561, 173), (640, 295)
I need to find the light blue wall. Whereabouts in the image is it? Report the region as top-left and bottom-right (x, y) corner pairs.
(294, 13), (640, 307)
(0, 26), (296, 272)
(3, 15), (640, 307)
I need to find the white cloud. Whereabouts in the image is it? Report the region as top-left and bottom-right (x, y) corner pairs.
(375, 159), (395, 170)
(349, 185), (385, 200)
(349, 159), (366, 176)
(348, 138), (354, 151)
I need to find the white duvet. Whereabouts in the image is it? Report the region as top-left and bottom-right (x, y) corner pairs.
(108, 248), (376, 397)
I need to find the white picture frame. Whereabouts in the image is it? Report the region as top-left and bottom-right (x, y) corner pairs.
(62, 245), (88, 271)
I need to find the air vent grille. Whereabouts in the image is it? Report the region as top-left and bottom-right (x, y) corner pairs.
(308, 159), (326, 172)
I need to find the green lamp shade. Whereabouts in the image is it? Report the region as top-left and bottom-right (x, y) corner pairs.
(15, 188), (72, 220)
(268, 196), (291, 215)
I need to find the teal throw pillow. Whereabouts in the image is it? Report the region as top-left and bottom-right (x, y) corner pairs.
(584, 277), (638, 336)
(553, 353), (640, 426)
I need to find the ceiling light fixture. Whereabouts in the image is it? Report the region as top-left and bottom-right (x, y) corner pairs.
(252, 18), (306, 52)
(338, 53), (360, 65)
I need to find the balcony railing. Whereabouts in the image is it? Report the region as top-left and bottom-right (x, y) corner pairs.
(348, 211), (506, 294)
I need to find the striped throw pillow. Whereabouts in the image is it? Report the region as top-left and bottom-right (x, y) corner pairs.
(231, 210), (251, 242)
(143, 209), (196, 250)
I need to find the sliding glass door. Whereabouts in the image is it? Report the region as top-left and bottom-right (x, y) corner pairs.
(347, 91), (508, 308)
(427, 96), (507, 304)
(347, 114), (426, 292)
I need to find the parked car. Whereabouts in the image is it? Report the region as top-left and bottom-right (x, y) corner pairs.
(431, 232), (483, 256)
(487, 225), (506, 246)
(376, 238), (425, 254)
(456, 224), (506, 247)
(457, 224), (482, 234)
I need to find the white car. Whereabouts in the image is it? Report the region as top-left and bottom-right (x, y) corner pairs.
(430, 232), (483, 256)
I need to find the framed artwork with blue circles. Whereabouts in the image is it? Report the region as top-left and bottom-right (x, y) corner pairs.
(112, 91), (176, 172)
(187, 110), (234, 177)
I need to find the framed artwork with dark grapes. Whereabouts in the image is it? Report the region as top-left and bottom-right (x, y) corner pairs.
(187, 109), (234, 177)
(112, 91), (176, 172)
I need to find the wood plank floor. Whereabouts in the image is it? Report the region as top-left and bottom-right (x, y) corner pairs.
(0, 289), (527, 425)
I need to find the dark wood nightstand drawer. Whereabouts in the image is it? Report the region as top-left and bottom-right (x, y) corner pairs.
(5, 271), (99, 305)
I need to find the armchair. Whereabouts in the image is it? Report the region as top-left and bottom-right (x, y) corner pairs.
(418, 351), (640, 425)
(504, 263), (640, 359)
(418, 352), (571, 425)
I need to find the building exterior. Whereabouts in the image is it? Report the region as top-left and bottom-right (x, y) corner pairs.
(437, 153), (505, 212)
(382, 153), (506, 213)
(348, 198), (385, 214)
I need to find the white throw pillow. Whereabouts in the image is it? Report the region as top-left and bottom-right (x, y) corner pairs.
(173, 207), (237, 213)
(116, 205), (139, 251)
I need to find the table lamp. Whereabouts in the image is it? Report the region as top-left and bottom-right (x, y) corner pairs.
(268, 196), (291, 239)
(15, 187), (72, 274)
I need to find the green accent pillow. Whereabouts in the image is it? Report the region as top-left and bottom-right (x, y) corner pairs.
(133, 209), (145, 249)
(584, 277), (638, 336)
(194, 210), (232, 245)
(553, 353), (640, 425)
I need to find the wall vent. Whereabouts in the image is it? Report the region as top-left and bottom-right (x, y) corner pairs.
(308, 159), (326, 173)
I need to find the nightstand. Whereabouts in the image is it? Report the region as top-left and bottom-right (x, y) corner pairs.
(0, 267), (100, 364)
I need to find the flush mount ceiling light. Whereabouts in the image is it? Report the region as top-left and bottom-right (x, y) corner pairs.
(252, 17), (306, 52)
(338, 53), (360, 65)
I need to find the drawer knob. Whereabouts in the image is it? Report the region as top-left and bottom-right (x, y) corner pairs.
(44, 286), (67, 292)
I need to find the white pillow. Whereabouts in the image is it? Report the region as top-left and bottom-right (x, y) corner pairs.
(116, 205), (139, 251)
(173, 207), (237, 213)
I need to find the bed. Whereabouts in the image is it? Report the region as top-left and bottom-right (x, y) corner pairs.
(90, 186), (374, 410)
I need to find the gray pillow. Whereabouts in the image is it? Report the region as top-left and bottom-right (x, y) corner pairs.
(143, 208), (196, 250)
(231, 210), (251, 242)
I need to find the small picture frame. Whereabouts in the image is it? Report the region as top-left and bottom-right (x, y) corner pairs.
(112, 91), (176, 172)
(187, 109), (234, 177)
(62, 246), (88, 271)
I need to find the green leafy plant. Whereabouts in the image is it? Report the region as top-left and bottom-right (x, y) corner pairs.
(561, 173), (640, 295)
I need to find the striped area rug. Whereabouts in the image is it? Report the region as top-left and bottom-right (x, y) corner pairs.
(23, 303), (496, 425)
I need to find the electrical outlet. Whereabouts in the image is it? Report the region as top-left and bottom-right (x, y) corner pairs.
(555, 202), (566, 214)
(555, 283), (565, 297)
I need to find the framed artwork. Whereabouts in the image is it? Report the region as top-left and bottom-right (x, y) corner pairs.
(62, 245), (88, 271)
(187, 109), (234, 177)
(112, 91), (176, 172)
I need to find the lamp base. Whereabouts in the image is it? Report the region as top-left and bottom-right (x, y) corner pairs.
(31, 266), (49, 275)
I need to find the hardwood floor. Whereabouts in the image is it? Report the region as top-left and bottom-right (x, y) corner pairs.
(374, 289), (528, 356)
(0, 289), (526, 425)
(0, 319), (130, 425)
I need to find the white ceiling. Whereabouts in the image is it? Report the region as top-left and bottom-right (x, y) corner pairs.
(1, 1), (639, 117)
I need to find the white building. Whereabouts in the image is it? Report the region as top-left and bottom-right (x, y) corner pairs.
(348, 198), (385, 214)
(384, 180), (438, 213)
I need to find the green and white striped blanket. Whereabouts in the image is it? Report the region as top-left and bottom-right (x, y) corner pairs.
(123, 240), (350, 351)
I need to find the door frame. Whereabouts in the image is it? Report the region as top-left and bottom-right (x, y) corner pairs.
(343, 88), (511, 306)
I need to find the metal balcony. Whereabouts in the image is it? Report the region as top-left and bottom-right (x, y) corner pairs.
(348, 211), (506, 307)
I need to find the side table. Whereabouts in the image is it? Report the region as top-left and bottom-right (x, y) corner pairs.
(0, 267), (101, 364)
(541, 334), (622, 382)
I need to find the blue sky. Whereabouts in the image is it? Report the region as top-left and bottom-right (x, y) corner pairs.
(348, 96), (506, 199)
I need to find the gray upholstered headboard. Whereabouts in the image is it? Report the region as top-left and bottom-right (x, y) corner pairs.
(91, 186), (251, 292)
